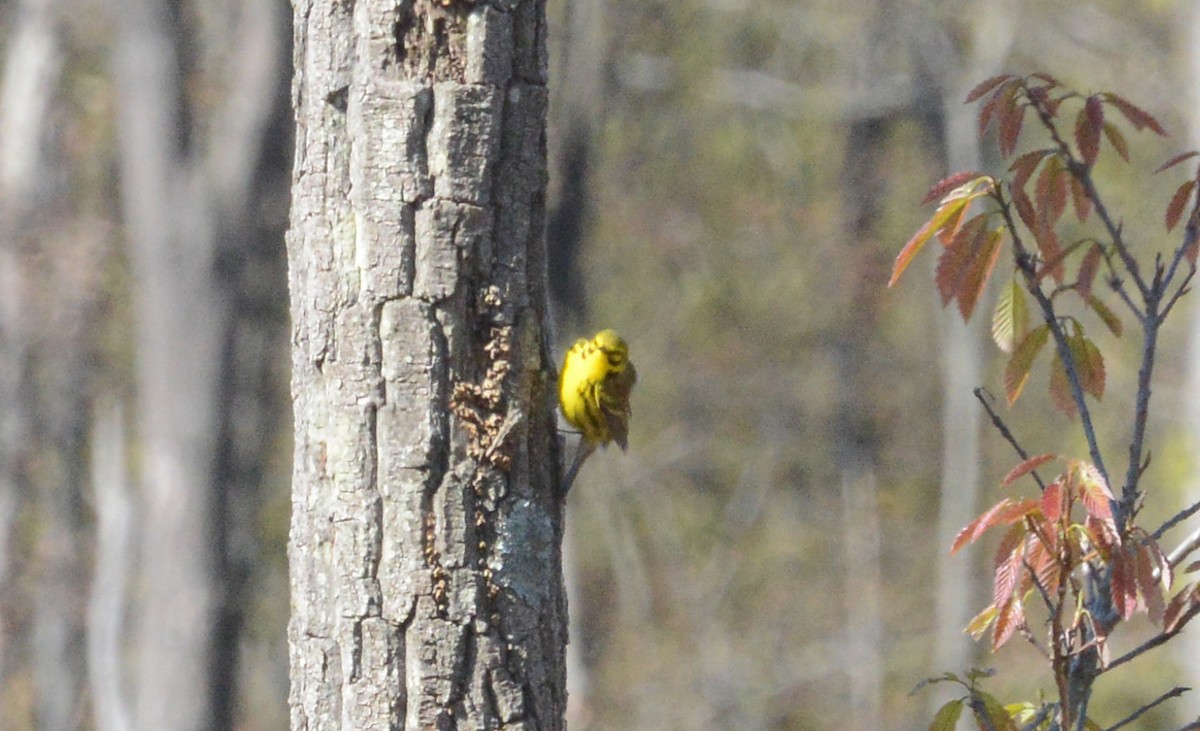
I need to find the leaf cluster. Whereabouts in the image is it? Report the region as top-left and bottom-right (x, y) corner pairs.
(894, 73), (1200, 729)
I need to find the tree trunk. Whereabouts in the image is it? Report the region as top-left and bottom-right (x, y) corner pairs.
(287, 1), (565, 728)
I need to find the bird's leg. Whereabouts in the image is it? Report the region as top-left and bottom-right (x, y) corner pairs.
(560, 439), (597, 498)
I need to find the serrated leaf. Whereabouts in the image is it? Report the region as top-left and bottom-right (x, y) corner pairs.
(1035, 155), (1068, 228)
(1086, 294), (1123, 337)
(1075, 461), (1113, 519)
(1076, 243), (1103, 298)
(992, 280), (1029, 353)
(951, 497), (1040, 554)
(976, 691), (1019, 731)
(1167, 179), (1196, 232)
(1041, 480), (1064, 523)
(1165, 583), (1200, 633)
(1105, 93), (1167, 136)
(957, 227), (1004, 320)
(891, 189), (986, 287)
(928, 699), (964, 731)
(1033, 221), (1065, 282)
(1103, 121), (1130, 162)
(921, 171), (990, 206)
(1049, 352), (1077, 419)
(1075, 100), (1102, 167)
(966, 74), (1017, 103)
(1001, 453), (1056, 487)
(1011, 188), (1038, 233)
(998, 88), (1026, 158)
(1005, 325), (1050, 404)
(1066, 330), (1105, 401)
(991, 594), (1023, 651)
(1112, 547), (1138, 620)
(935, 215), (987, 305)
(993, 526), (1026, 607)
(1009, 148), (1053, 194)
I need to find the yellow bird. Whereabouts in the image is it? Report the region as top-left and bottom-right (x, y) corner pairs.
(558, 329), (636, 493)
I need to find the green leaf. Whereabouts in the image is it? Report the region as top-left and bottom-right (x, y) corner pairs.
(1086, 294), (1123, 337)
(992, 280), (1028, 353)
(976, 691), (1018, 731)
(928, 699), (964, 731)
(1004, 325), (1049, 404)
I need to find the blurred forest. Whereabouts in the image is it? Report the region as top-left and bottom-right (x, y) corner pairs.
(4, 0), (1200, 729)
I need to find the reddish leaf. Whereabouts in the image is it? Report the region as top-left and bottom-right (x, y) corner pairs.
(993, 526), (1026, 608)
(934, 215), (986, 305)
(1009, 148), (1053, 194)
(966, 73), (1017, 103)
(1035, 155), (1069, 227)
(1074, 460), (1113, 519)
(1155, 151), (1200, 174)
(1105, 93), (1167, 136)
(998, 91), (1027, 158)
(1005, 325), (1050, 404)
(891, 189), (985, 287)
(1112, 547), (1138, 620)
(1164, 583), (1200, 634)
(1002, 453), (1056, 488)
(1032, 221), (1065, 283)
(1076, 243), (1103, 298)
(1166, 180), (1196, 233)
(1041, 479), (1064, 523)
(956, 228), (1004, 320)
(992, 593), (1023, 651)
(1086, 513), (1121, 556)
(1049, 352), (1077, 420)
(1075, 101), (1102, 167)
(1011, 188), (1038, 234)
(1025, 534), (1061, 594)
(1087, 294), (1123, 337)
(951, 497), (1040, 554)
(921, 171), (989, 206)
(1103, 122), (1130, 162)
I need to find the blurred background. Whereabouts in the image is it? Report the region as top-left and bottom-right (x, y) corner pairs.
(3, 0), (1200, 729)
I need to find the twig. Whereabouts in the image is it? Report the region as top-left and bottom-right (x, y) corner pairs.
(1153, 498), (1200, 542)
(974, 387), (1047, 491)
(1104, 601), (1200, 673)
(1104, 686), (1189, 731)
(1168, 525), (1200, 569)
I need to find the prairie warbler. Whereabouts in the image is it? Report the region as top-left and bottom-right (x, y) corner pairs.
(558, 329), (636, 492)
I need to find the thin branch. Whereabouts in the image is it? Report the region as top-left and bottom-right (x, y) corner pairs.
(1103, 601), (1200, 673)
(1176, 719), (1200, 731)
(1167, 525), (1200, 569)
(1152, 497), (1200, 542)
(993, 190), (1110, 491)
(974, 387), (1047, 491)
(1104, 686), (1189, 731)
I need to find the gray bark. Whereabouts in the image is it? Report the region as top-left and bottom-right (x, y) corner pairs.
(287, 1), (565, 729)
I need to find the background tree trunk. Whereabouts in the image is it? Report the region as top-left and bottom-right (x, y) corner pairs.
(287, 1), (565, 728)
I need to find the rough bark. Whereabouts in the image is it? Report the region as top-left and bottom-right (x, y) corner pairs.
(287, 1), (565, 729)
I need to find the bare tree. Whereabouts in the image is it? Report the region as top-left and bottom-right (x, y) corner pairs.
(111, 0), (292, 727)
(287, 0), (566, 728)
